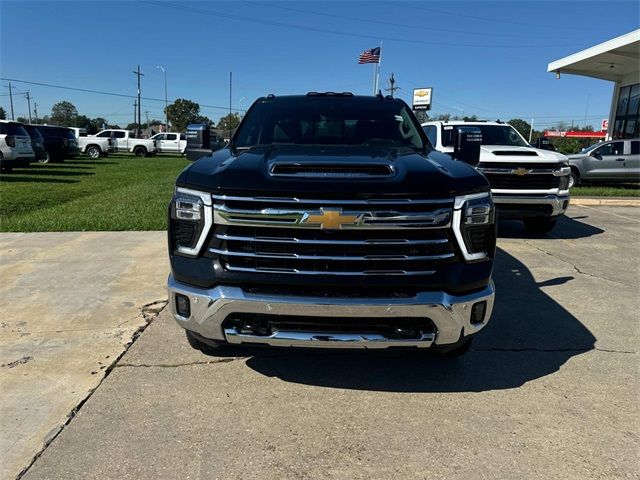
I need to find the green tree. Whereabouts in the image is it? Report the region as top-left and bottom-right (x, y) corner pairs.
(508, 118), (532, 139)
(165, 99), (202, 132)
(217, 113), (241, 131)
(0, 107), (6, 120)
(50, 101), (78, 126)
(16, 116), (28, 123)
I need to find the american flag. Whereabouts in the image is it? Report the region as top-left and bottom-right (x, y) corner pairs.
(358, 47), (380, 64)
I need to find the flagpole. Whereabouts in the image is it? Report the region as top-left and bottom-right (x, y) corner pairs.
(372, 62), (377, 96)
(375, 42), (383, 95)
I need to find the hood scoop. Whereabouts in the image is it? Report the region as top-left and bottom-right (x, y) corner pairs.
(269, 162), (395, 178)
(491, 150), (538, 156)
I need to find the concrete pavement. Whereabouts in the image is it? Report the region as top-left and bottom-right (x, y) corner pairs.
(0, 232), (168, 480)
(14, 206), (639, 480)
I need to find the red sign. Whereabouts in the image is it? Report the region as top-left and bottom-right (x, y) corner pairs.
(543, 130), (606, 139)
(601, 119), (609, 131)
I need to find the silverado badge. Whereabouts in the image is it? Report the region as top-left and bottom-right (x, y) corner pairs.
(304, 208), (359, 229)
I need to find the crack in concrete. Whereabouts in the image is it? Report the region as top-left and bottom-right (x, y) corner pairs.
(523, 240), (632, 287)
(116, 357), (243, 368)
(16, 298), (168, 480)
(472, 346), (635, 354)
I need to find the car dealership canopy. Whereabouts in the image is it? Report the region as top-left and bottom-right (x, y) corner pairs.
(548, 30), (640, 140)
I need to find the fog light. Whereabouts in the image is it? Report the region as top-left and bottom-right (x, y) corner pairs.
(175, 294), (190, 317)
(471, 301), (487, 325)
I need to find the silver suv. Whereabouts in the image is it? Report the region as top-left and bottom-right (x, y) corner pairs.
(567, 139), (640, 187)
(0, 120), (35, 172)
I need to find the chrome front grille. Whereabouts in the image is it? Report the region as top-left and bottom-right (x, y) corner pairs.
(208, 195), (457, 276)
(477, 162), (567, 191)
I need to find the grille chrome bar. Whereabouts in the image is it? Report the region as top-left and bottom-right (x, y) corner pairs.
(212, 194), (453, 205)
(214, 233), (449, 245)
(209, 247), (454, 262)
(213, 204), (452, 229)
(224, 265), (437, 276)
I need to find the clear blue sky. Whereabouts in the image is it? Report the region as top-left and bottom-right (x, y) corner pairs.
(1, 0), (638, 129)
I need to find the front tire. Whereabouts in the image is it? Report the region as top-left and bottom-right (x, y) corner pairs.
(39, 150), (51, 164)
(133, 146), (148, 157)
(86, 145), (101, 159)
(569, 169), (580, 188)
(524, 217), (558, 235)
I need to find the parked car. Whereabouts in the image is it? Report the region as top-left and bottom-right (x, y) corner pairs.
(168, 93), (495, 356)
(91, 129), (157, 157)
(67, 128), (113, 158)
(423, 120), (571, 234)
(22, 124), (47, 163)
(149, 132), (187, 154)
(0, 120), (35, 172)
(567, 138), (640, 186)
(36, 125), (80, 163)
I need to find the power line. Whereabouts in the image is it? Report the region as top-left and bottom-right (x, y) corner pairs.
(243, 0), (581, 40)
(388, 1), (615, 32)
(0, 77), (246, 112)
(142, 0), (585, 49)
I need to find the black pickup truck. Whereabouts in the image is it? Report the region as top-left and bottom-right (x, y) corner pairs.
(168, 93), (496, 355)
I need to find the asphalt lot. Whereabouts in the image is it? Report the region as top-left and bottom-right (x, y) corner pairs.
(4, 205), (639, 480)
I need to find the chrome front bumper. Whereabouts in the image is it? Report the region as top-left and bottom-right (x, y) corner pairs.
(492, 193), (570, 217)
(168, 275), (495, 349)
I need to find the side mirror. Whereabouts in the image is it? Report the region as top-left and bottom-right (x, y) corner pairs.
(589, 151), (601, 160)
(454, 127), (482, 167)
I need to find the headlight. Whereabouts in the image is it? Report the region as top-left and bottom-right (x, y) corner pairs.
(169, 187), (212, 257)
(453, 192), (496, 261)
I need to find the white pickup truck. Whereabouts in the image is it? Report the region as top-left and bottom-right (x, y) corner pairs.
(422, 120), (571, 234)
(68, 127), (114, 158)
(91, 129), (157, 157)
(149, 132), (187, 154)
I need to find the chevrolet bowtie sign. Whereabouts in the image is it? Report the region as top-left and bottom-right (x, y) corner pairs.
(304, 208), (359, 229)
(413, 88), (433, 111)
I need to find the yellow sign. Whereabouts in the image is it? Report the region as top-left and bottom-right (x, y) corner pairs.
(305, 208), (359, 229)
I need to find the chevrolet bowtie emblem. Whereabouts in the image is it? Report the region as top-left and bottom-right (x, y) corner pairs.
(304, 208), (359, 229)
(514, 167), (529, 176)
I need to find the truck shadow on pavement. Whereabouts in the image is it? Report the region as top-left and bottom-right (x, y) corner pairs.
(498, 213), (604, 240)
(236, 247), (596, 392)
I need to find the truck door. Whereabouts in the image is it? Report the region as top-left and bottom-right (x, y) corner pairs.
(586, 141), (626, 181)
(154, 134), (166, 152)
(115, 131), (127, 151)
(626, 140), (640, 181)
(164, 133), (179, 152)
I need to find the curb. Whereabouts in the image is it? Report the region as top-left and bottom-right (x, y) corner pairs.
(571, 197), (640, 207)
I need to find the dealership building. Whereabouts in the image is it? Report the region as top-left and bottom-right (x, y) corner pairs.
(548, 29), (639, 140)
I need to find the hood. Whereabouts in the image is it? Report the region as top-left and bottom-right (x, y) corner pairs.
(178, 145), (488, 198)
(478, 145), (568, 163)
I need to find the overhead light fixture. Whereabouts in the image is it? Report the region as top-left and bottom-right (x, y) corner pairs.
(556, 71), (561, 79)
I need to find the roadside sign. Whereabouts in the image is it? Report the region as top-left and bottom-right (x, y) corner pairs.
(412, 88), (432, 111)
(601, 119), (609, 131)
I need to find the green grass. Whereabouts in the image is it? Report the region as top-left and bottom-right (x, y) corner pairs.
(0, 153), (189, 232)
(571, 183), (640, 197)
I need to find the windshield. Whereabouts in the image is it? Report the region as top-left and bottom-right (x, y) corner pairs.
(580, 142), (602, 153)
(234, 97), (425, 151)
(442, 124), (528, 147)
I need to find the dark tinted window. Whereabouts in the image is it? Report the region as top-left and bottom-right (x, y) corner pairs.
(115, 131), (126, 139)
(594, 142), (624, 156)
(422, 125), (437, 146)
(96, 131), (111, 137)
(631, 141), (639, 155)
(166, 133), (177, 140)
(22, 125), (44, 139)
(234, 97), (425, 150)
(442, 124), (527, 147)
(0, 122), (29, 136)
(39, 126), (75, 138)
(180, 134), (186, 140)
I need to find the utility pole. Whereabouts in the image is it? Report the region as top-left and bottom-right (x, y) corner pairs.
(33, 102), (38, 123)
(133, 65), (144, 137)
(145, 110), (150, 135)
(8, 82), (15, 120)
(133, 100), (137, 130)
(529, 118), (534, 143)
(157, 65), (168, 131)
(229, 71), (232, 141)
(25, 91), (32, 124)
(385, 72), (398, 98)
